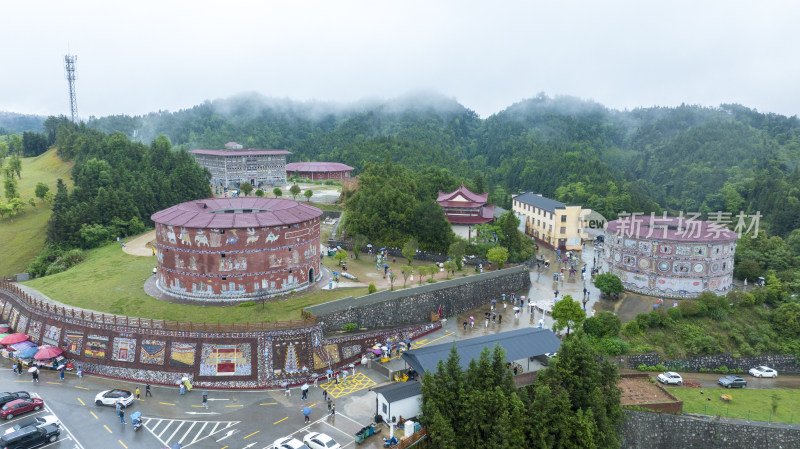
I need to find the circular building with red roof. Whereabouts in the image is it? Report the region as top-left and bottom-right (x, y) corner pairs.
(602, 215), (738, 298)
(286, 162), (354, 181)
(151, 198), (322, 302)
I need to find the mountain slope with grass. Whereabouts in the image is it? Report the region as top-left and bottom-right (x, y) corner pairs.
(0, 148), (73, 277)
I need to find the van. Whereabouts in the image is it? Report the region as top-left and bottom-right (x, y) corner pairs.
(0, 424), (59, 448)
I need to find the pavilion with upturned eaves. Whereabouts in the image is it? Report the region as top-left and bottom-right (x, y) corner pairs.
(436, 185), (495, 225)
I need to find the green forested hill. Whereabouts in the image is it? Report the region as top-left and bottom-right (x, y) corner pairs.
(85, 93), (800, 236)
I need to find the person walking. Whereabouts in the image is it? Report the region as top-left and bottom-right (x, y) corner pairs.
(322, 389), (328, 401)
(202, 391), (208, 409)
(304, 410), (310, 423)
(32, 367), (39, 383)
(16, 362), (22, 376)
(145, 383), (152, 397)
(301, 385), (308, 400)
(119, 408), (126, 424)
(180, 383), (186, 395)
(330, 402), (335, 416)
(498, 314), (502, 325)
(12, 362), (18, 375)
(60, 368), (65, 381)
(116, 400), (122, 417)
(285, 384), (291, 397)
(135, 387), (140, 399)
(327, 397), (332, 412)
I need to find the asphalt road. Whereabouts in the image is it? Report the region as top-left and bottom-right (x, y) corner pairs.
(0, 361), (385, 449)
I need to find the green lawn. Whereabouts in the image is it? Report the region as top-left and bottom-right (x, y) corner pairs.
(668, 388), (800, 423)
(24, 241), (367, 323)
(0, 149), (74, 277)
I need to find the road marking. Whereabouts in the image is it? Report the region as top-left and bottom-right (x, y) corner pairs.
(224, 404), (243, 408)
(118, 440), (127, 448)
(243, 430), (259, 439)
(143, 417), (239, 448)
(274, 417), (288, 425)
(191, 404), (204, 407)
(177, 421), (198, 445)
(41, 395), (86, 449)
(46, 381), (60, 385)
(77, 398), (85, 406)
(75, 386), (89, 390)
(104, 424), (112, 434)
(320, 373), (376, 398)
(15, 380), (32, 382)
(159, 402), (176, 406)
(90, 411), (98, 419)
(260, 402), (278, 405)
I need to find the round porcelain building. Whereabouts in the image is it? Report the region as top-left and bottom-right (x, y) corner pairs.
(603, 215), (738, 298)
(151, 198), (322, 302)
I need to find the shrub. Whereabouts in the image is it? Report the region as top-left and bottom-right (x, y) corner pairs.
(667, 307), (682, 321)
(637, 364), (648, 372)
(622, 321), (642, 337)
(708, 307), (728, 321)
(238, 301), (256, 307)
(647, 365), (659, 372)
(426, 278), (437, 283)
(584, 312), (621, 338)
(715, 366), (729, 375)
(596, 337), (626, 356)
(665, 343), (681, 359)
(678, 300), (701, 317)
(342, 323), (358, 332)
(300, 310), (312, 319)
(655, 364), (666, 371)
(718, 322), (731, 331)
(699, 367), (711, 373)
(368, 282), (377, 294)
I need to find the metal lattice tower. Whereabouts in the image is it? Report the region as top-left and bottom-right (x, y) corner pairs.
(64, 54), (78, 122)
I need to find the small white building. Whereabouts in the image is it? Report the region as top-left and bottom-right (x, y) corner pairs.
(373, 381), (422, 424)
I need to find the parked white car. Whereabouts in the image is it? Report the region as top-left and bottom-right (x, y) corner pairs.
(749, 366), (778, 378)
(303, 432), (341, 449)
(656, 372), (683, 385)
(274, 436), (310, 449)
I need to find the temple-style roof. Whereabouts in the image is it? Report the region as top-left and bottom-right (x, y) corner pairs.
(190, 149), (292, 157)
(436, 185), (488, 204)
(286, 162), (354, 173)
(151, 197), (322, 228)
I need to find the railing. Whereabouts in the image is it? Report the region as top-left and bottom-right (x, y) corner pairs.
(0, 281), (317, 332)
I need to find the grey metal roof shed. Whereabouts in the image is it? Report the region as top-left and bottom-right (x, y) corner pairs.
(401, 327), (561, 374)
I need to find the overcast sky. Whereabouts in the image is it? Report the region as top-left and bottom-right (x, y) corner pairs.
(2, 1), (798, 119)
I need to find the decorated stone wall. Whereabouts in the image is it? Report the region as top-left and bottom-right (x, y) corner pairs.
(307, 266), (531, 332)
(0, 283), (439, 389)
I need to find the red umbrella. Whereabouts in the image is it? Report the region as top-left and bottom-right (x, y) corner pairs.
(34, 346), (62, 360)
(0, 327), (8, 334)
(0, 333), (29, 345)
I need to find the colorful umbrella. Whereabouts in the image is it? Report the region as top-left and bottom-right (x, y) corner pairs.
(0, 327), (8, 333)
(27, 367), (38, 373)
(301, 383), (309, 391)
(18, 347), (38, 359)
(302, 406), (311, 416)
(0, 333), (29, 345)
(10, 341), (35, 352)
(371, 348), (382, 354)
(34, 346), (62, 360)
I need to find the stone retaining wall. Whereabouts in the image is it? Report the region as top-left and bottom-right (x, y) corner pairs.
(622, 410), (800, 448)
(307, 266), (531, 332)
(616, 352), (800, 374)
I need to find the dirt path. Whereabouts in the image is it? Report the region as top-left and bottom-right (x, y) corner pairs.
(123, 230), (156, 257)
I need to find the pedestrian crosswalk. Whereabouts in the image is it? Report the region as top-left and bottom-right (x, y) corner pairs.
(143, 417), (240, 448)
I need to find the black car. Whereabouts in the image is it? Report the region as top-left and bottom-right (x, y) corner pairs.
(0, 392), (30, 408)
(0, 424), (59, 449)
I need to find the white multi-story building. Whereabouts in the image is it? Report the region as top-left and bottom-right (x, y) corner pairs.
(191, 142), (291, 189)
(512, 192), (591, 251)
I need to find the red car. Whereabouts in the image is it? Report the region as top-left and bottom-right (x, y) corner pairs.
(1, 398), (44, 420)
